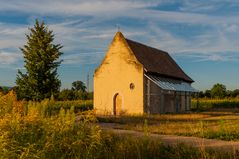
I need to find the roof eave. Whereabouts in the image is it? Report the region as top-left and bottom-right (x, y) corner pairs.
(145, 71), (194, 83)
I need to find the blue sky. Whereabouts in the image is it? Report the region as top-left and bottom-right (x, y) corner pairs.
(0, 0), (239, 91)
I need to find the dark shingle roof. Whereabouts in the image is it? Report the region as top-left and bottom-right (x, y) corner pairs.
(126, 38), (194, 83)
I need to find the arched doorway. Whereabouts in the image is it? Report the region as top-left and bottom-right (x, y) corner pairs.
(113, 93), (122, 115)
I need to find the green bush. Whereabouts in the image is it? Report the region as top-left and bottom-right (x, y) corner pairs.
(44, 100), (93, 115)
(191, 98), (239, 111)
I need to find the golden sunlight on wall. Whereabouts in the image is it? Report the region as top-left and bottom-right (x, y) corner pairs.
(94, 32), (144, 115)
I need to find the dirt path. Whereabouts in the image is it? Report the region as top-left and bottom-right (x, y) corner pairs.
(99, 123), (239, 152)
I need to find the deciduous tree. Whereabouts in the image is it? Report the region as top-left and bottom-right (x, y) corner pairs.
(210, 83), (226, 99)
(72, 81), (86, 92)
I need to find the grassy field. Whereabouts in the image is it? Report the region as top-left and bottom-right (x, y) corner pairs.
(0, 92), (238, 159)
(191, 98), (239, 111)
(98, 112), (239, 141)
(1, 91), (239, 158)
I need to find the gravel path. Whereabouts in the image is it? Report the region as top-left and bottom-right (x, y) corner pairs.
(99, 123), (239, 152)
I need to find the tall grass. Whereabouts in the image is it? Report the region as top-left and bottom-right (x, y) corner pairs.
(0, 91), (238, 158)
(45, 100), (93, 115)
(0, 91), (100, 158)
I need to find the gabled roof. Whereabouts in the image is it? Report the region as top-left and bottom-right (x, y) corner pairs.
(125, 36), (194, 83)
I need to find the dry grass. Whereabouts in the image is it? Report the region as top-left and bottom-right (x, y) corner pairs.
(98, 112), (239, 141)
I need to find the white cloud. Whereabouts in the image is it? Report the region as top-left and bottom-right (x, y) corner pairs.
(0, 51), (21, 64)
(1, 0), (239, 89)
(62, 52), (104, 65)
(0, 0), (156, 16)
(178, 52), (239, 62)
(195, 54), (228, 62)
(8, 0), (235, 27)
(224, 24), (239, 32)
(208, 54), (225, 61)
(133, 23), (239, 63)
(179, 1), (220, 12)
(0, 0), (238, 26)
(0, 0), (239, 65)
(0, 23), (28, 49)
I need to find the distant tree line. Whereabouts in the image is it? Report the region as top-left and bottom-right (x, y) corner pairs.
(193, 83), (239, 99)
(0, 80), (93, 101)
(58, 80), (93, 101)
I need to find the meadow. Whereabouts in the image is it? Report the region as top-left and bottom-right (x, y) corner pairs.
(98, 98), (239, 141)
(191, 98), (239, 111)
(1, 91), (239, 158)
(98, 111), (239, 141)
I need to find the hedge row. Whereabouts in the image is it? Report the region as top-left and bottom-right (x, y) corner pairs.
(191, 98), (239, 111)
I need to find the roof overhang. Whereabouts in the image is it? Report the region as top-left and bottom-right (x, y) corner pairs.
(145, 74), (198, 92)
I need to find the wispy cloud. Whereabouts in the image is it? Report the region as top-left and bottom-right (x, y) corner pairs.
(0, 0), (239, 68)
(0, 0), (156, 16)
(62, 51), (104, 65)
(0, 51), (21, 65)
(175, 52), (239, 62)
(1, 0), (239, 89)
(0, 23), (27, 49)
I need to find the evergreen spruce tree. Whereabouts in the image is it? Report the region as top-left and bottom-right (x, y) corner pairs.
(16, 20), (63, 100)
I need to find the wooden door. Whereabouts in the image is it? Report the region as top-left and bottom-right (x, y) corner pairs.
(113, 93), (122, 115)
